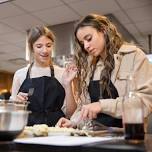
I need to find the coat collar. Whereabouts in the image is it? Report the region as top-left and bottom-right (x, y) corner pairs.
(118, 44), (137, 54)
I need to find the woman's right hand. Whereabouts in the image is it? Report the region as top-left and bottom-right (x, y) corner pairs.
(16, 92), (28, 102)
(62, 63), (77, 86)
(56, 117), (75, 128)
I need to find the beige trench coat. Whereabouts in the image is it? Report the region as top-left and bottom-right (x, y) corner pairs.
(71, 44), (152, 130)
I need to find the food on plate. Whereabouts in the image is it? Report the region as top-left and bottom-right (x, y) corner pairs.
(48, 126), (76, 136)
(32, 124), (48, 136)
(18, 124), (85, 138)
(17, 126), (34, 138)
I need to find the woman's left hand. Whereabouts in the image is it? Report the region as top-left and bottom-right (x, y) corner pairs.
(56, 117), (75, 128)
(62, 63), (77, 86)
(80, 102), (102, 120)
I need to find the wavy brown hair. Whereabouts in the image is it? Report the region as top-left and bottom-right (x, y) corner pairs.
(74, 14), (124, 102)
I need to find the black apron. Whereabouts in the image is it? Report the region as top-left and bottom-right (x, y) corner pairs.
(18, 63), (65, 126)
(88, 66), (122, 127)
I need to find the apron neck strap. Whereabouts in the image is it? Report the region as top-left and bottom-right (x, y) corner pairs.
(26, 62), (34, 79)
(50, 65), (54, 77)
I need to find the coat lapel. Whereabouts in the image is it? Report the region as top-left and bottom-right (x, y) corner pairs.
(111, 44), (137, 83)
(111, 54), (122, 83)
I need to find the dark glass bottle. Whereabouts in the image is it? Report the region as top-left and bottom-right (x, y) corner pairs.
(122, 73), (144, 143)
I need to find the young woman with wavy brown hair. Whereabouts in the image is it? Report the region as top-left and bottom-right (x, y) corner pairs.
(57, 14), (152, 129)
